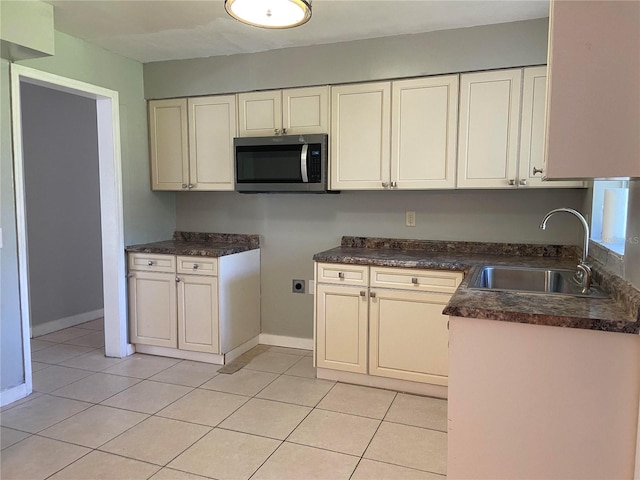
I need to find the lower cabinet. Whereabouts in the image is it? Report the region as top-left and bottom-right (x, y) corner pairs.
(177, 274), (219, 354)
(315, 284), (368, 374)
(128, 250), (260, 362)
(129, 270), (177, 348)
(314, 262), (462, 388)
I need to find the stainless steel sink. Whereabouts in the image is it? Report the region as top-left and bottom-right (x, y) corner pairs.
(468, 265), (609, 298)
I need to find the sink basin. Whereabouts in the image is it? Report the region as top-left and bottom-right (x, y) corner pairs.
(468, 265), (609, 298)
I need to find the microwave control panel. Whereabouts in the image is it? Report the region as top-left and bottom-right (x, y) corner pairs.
(309, 146), (322, 183)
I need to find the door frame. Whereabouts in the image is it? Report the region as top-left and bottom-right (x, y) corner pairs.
(9, 64), (131, 399)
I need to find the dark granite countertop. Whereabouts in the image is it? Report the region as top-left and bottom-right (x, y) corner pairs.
(126, 232), (260, 258)
(314, 237), (640, 335)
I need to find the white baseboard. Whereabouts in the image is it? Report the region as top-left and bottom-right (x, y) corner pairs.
(0, 383), (30, 407)
(31, 309), (104, 338)
(258, 334), (313, 350)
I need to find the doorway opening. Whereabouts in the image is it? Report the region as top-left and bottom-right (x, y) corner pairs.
(10, 64), (131, 400)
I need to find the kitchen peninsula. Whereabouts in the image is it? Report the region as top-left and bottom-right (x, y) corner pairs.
(125, 232), (261, 365)
(314, 235), (640, 479)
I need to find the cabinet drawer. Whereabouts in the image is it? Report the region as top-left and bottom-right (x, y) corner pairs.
(129, 253), (176, 273)
(370, 267), (463, 294)
(176, 256), (218, 276)
(316, 263), (369, 286)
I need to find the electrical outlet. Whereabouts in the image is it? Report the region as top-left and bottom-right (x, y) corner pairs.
(406, 211), (416, 227)
(292, 279), (306, 294)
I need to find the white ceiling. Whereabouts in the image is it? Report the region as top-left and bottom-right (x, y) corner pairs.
(46, 0), (549, 63)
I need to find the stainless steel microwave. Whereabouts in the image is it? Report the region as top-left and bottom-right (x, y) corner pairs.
(234, 134), (329, 193)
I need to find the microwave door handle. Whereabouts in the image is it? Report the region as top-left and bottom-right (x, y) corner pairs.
(300, 144), (309, 183)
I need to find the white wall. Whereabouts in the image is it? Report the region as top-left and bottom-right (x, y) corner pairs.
(21, 82), (103, 327)
(177, 189), (586, 339)
(1, 58), (25, 391)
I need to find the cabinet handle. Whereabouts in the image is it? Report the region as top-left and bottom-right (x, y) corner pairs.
(391, 181), (397, 188)
(532, 167), (544, 175)
(282, 128), (287, 134)
(519, 179), (528, 186)
(360, 291), (366, 297)
(411, 277), (418, 285)
(508, 179), (516, 186)
(370, 291), (377, 298)
(147, 260), (154, 266)
(274, 128), (281, 135)
(338, 272), (345, 279)
(175, 277), (181, 283)
(181, 184), (187, 189)
(193, 263), (199, 269)
(382, 182), (390, 188)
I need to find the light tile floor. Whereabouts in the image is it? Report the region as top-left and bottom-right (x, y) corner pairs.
(1, 320), (447, 480)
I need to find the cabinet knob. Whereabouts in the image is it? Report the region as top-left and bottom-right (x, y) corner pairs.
(181, 184), (187, 189)
(360, 291), (366, 297)
(175, 277), (181, 283)
(391, 181), (397, 188)
(188, 184), (194, 189)
(382, 182), (390, 188)
(193, 263), (199, 269)
(274, 128), (281, 135)
(282, 128), (287, 134)
(411, 277), (419, 285)
(370, 291), (377, 298)
(532, 167), (544, 175)
(127, 273), (134, 279)
(338, 272), (345, 279)
(147, 260), (154, 266)
(519, 179), (528, 186)
(508, 179), (516, 186)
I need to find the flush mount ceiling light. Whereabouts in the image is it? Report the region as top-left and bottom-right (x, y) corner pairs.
(225, 0), (312, 29)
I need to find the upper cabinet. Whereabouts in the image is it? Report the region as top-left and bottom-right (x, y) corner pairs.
(391, 76), (458, 189)
(237, 86), (329, 137)
(519, 67), (584, 188)
(331, 82), (391, 190)
(331, 76), (458, 191)
(149, 99), (189, 191)
(457, 69), (522, 189)
(188, 96), (236, 191)
(545, 0), (640, 178)
(149, 95), (237, 191)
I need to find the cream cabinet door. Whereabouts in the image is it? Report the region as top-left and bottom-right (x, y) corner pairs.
(238, 90), (282, 137)
(457, 69), (522, 189)
(330, 82), (391, 190)
(519, 67), (585, 189)
(315, 284), (368, 374)
(129, 271), (177, 348)
(177, 274), (219, 354)
(391, 76), (458, 189)
(369, 289), (449, 385)
(283, 86), (329, 135)
(188, 96), (236, 191)
(149, 99), (189, 191)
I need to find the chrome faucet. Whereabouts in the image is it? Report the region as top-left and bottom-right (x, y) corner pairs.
(539, 208), (592, 293)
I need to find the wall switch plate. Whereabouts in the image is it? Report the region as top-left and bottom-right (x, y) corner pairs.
(292, 279), (306, 294)
(406, 211), (416, 227)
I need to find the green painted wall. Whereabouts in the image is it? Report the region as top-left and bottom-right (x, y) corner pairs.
(1, 31), (175, 394)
